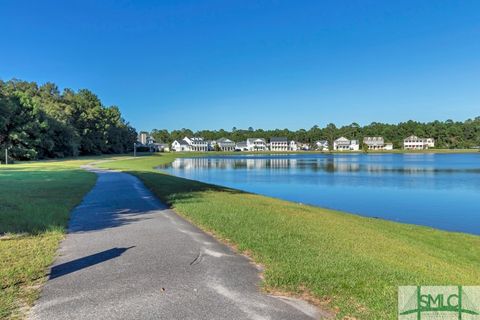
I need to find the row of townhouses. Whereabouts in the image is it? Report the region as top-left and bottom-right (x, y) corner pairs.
(138, 133), (435, 152)
(171, 137), (300, 152)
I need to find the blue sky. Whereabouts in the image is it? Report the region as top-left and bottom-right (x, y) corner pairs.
(1, 1), (480, 131)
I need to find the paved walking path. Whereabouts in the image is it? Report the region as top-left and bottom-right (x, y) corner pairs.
(30, 168), (321, 320)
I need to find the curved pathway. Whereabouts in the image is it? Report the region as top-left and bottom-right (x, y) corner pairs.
(30, 168), (321, 320)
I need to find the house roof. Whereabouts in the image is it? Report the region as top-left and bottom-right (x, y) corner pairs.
(175, 140), (189, 145)
(218, 137), (234, 143)
(270, 137), (287, 142)
(236, 141), (247, 147)
(247, 138), (266, 143)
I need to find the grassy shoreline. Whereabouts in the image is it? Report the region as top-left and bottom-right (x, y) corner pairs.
(96, 154), (480, 319)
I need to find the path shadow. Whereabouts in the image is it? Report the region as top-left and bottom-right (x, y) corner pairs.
(49, 246), (135, 279)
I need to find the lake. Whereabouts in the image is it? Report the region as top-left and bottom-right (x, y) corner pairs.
(161, 153), (480, 235)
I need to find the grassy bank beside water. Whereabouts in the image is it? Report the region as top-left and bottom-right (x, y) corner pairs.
(97, 153), (480, 319)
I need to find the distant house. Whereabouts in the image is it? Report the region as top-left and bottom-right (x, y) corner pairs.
(152, 142), (169, 152)
(184, 137), (208, 151)
(171, 137), (208, 152)
(363, 137), (393, 150)
(297, 142), (311, 151)
(289, 140), (298, 151)
(247, 138), (268, 151)
(333, 137), (359, 151)
(216, 138), (236, 151)
(235, 141), (248, 151)
(315, 140), (329, 151)
(136, 132), (161, 152)
(403, 135), (435, 149)
(270, 137), (289, 151)
(171, 139), (191, 152)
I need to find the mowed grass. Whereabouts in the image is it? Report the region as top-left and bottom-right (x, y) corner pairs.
(98, 154), (480, 319)
(0, 158), (106, 319)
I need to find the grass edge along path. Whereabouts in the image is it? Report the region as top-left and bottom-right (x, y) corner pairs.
(0, 156), (131, 319)
(96, 154), (480, 319)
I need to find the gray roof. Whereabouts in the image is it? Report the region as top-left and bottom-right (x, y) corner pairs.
(175, 140), (189, 145)
(270, 137), (288, 142)
(217, 137), (234, 143)
(236, 141), (247, 147)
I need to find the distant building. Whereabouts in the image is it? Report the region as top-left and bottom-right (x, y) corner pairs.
(246, 138), (268, 151)
(289, 140), (298, 151)
(171, 137), (208, 152)
(184, 137), (208, 151)
(363, 137), (394, 150)
(333, 137), (359, 151)
(270, 137), (289, 151)
(171, 139), (191, 152)
(315, 140), (329, 151)
(297, 142), (311, 151)
(235, 141), (248, 151)
(403, 135), (435, 149)
(138, 131), (149, 145)
(210, 138), (236, 151)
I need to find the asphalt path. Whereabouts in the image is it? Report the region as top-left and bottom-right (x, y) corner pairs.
(30, 168), (322, 320)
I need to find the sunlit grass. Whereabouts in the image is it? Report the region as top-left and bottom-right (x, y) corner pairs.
(0, 158), (106, 319)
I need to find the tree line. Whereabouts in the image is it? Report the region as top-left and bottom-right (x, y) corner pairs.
(0, 79), (136, 162)
(151, 118), (480, 149)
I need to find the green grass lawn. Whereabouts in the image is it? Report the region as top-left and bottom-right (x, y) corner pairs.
(97, 153), (480, 319)
(0, 157), (119, 319)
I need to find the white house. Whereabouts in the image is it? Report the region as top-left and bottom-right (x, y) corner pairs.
(289, 140), (298, 151)
(235, 141), (248, 151)
(333, 137), (360, 151)
(213, 138), (236, 151)
(247, 138), (268, 151)
(315, 140), (329, 151)
(270, 137), (289, 151)
(363, 137), (394, 150)
(171, 139), (191, 152)
(403, 135), (435, 149)
(183, 137), (208, 151)
(172, 137), (208, 152)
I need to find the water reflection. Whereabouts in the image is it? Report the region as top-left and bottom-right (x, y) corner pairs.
(161, 154), (480, 234)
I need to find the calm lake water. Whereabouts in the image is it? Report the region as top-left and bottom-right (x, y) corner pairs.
(161, 153), (480, 235)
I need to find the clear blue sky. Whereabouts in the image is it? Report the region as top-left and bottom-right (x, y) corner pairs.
(1, 1), (479, 131)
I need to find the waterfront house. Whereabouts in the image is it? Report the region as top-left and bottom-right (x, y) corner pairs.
(289, 140), (298, 151)
(235, 141), (248, 151)
(270, 137), (289, 151)
(184, 137), (208, 151)
(363, 136), (394, 150)
(363, 137), (385, 150)
(333, 137), (360, 151)
(247, 138), (268, 151)
(298, 142), (311, 151)
(315, 140), (329, 151)
(403, 135), (435, 149)
(171, 137), (208, 152)
(171, 139), (191, 152)
(214, 138), (236, 151)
